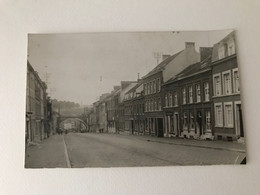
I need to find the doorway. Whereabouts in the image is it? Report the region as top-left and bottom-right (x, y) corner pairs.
(174, 113), (179, 136)
(235, 103), (244, 137)
(157, 118), (164, 137)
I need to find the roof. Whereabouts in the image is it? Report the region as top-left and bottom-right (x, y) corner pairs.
(211, 31), (235, 62)
(125, 80), (143, 95)
(163, 55), (212, 85)
(142, 51), (183, 79)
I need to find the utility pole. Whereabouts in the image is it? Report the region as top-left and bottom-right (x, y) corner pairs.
(153, 52), (162, 65)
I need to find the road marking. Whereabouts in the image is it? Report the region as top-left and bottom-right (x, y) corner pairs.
(62, 135), (71, 168)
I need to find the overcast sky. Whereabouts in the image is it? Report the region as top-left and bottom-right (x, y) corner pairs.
(28, 30), (232, 105)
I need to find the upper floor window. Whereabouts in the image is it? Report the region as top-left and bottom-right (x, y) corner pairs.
(233, 68), (240, 93)
(165, 94), (168, 107)
(158, 97), (161, 111)
(195, 84), (201, 103)
(222, 71), (232, 95)
(144, 84), (147, 95)
(188, 86), (193, 103)
(213, 73), (222, 96)
(150, 82), (153, 94)
(169, 92), (173, 107)
(182, 88), (186, 104)
(173, 92), (178, 106)
(154, 99), (157, 111)
(157, 78), (161, 92)
(153, 80), (156, 94)
(204, 82), (210, 101)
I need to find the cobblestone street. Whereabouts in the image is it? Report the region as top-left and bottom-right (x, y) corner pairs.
(25, 133), (246, 168)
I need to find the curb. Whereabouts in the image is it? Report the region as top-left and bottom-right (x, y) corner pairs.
(146, 139), (246, 153)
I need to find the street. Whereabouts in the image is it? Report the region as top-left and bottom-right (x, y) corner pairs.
(25, 133), (246, 168)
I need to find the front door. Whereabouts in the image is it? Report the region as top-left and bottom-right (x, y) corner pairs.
(157, 118), (164, 137)
(236, 104), (244, 137)
(174, 113), (179, 136)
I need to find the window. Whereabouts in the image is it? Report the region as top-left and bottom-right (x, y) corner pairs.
(150, 82), (153, 94)
(218, 46), (225, 59)
(151, 100), (154, 111)
(165, 94), (168, 107)
(189, 112), (195, 130)
(169, 92), (173, 107)
(158, 98), (161, 110)
(214, 103), (223, 127)
(213, 74), (222, 96)
(147, 83), (150, 95)
(196, 84), (201, 102)
(182, 88), (186, 104)
(204, 82), (209, 101)
(228, 40), (235, 55)
(205, 111), (211, 131)
(144, 84), (146, 95)
(233, 68), (240, 93)
(154, 99), (157, 111)
(158, 78), (161, 92)
(153, 80), (156, 94)
(174, 92), (178, 106)
(183, 112), (188, 130)
(224, 102), (233, 127)
(188, 86), (193, 103)
(222, 71), (232, 95)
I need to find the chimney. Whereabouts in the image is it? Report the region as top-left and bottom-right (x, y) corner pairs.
(185, 42), (195, 49)
(162, 54), (171, 61)
(200, 47), (213, 62)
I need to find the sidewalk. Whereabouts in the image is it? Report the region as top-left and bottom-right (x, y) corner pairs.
(25, 134), (68, 168)
(128, 134), (246, 153)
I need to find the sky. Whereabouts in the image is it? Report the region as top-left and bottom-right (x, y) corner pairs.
(28, 30), (232, 106)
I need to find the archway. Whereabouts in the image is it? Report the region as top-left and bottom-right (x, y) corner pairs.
(58, 117), (88, 133)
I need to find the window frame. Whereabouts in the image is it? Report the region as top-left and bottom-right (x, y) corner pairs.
(213, 73), (222, 96)
(214, 103), (223, 127)
(232, 68), (240, 93)
(224, 102), (234, 128)
(222, 70), (232, 95)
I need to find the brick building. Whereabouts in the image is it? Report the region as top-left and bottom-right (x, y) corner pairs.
(162, 47), (214, 139)
(142, 43), (200, 137)
(211, 31), (243, 141)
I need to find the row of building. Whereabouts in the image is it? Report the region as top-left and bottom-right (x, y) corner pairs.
(85, 31), (244, 141)
(25, 61), (59, 145)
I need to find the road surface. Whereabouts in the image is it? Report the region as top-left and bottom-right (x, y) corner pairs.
(25, 133), (246, 168)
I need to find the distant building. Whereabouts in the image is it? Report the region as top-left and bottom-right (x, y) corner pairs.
(26, 61), (48, 144)
(124, 79), (145, 135)
(211, 31), (243, 141)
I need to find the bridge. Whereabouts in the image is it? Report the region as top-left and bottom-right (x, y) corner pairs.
(57, 115), (88, 132)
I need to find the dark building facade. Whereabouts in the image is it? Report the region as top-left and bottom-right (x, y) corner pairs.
(123, 80), (145, 135)
(142, 43), (200, 137)
(162, 49), (214, 139)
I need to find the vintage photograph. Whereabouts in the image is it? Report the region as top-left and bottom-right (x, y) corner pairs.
(25, 30), (246, 168)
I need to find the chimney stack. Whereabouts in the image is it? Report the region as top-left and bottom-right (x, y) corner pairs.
(162, 54), (171, 61)
(200, 47), (213, 61)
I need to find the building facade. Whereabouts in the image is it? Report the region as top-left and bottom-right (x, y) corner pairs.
(124, 80), (145, 135)
(211, 31), (243, 141)
(26, 61), (48, 144)
(142, 43), (200, 137)
(162, 48), (214, 139)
